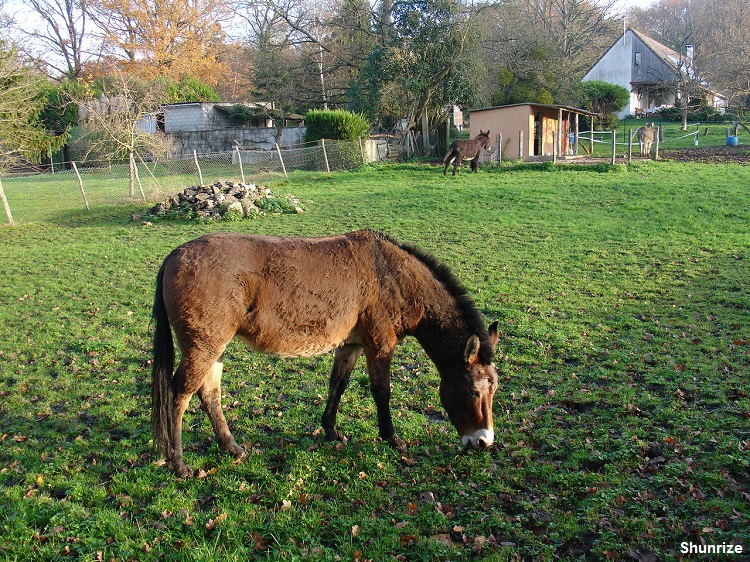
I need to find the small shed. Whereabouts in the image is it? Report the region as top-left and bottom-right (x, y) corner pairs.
(469, 103), (597, 161)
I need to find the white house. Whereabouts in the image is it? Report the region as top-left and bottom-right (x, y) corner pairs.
(583, 27), (725, 118)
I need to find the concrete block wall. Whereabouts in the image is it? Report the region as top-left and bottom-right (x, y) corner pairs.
(169, 127), (307, 156)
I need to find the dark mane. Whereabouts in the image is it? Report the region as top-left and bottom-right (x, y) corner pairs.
(370, 230), (494, 363)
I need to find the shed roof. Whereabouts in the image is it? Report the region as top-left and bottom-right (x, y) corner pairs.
(469, 103), (598, 116)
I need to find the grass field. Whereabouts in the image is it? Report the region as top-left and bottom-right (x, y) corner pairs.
(0, 160), (749, 560)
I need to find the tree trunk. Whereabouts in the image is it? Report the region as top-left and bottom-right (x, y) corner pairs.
(129, 151), (136, 198)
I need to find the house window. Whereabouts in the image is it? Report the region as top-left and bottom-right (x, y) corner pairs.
(634, 51), (642, 67)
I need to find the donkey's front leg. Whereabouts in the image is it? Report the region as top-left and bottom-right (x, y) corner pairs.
(365, 352), (406, 451)
(322, 345), (363, 441)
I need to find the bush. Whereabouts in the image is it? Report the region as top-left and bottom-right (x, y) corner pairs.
(658, 104), (725, 123)
(304, 109), (370, 143)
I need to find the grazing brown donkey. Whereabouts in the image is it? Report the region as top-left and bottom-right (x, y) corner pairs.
(152, 230), (500, 476)
(635, 123), (655, 157)
(443, 130), (492, 175)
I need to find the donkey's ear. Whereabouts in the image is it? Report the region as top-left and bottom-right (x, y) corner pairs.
(464, 334), (481, 365)
(488, 321), (499, 348)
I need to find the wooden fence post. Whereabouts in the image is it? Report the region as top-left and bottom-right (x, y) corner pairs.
(611, 129), (616, 165)
(321, 139), (330, 172)
(627, 128), (633, 164)
(275, 143), (288, 178)
(194, 150), (204, 185)
(0, 177), (15, 226)
(235, 145), (245, 183)
(654, 127), (660, 160)
(71, 161), (90, 212)
(518, 130), (523, 161)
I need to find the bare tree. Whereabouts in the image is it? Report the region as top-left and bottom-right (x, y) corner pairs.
(699, 0), (750, 109)
(16, 0), (88, 79)
(73, 73), (173, 197)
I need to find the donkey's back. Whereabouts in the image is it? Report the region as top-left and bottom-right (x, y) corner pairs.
(159, 231), (385, 358)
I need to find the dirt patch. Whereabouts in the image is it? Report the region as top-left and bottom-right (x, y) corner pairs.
(659, 146), (750, 164)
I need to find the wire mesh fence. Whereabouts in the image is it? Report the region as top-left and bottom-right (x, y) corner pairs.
(0, 140), (373, 225)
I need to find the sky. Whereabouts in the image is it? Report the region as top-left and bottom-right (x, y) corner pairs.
(617, 0), (658, 10)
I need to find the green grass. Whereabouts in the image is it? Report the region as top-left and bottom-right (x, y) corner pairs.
(1, 161), (749, 560)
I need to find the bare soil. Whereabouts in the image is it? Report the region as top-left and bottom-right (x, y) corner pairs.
(659, 145), (750, 164)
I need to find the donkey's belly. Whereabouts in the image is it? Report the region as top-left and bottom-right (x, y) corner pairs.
(236, 327), (363, 359)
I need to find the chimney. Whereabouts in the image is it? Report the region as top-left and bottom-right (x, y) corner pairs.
(686, 45), (694, 66)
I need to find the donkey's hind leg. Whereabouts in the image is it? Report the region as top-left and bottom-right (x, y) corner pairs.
(453, 155), (463, 175)
(169, 347), (239, 477)
(169, 353), (213, 477)
(197, 353), (245, 459)
(322, 344), (363, 441)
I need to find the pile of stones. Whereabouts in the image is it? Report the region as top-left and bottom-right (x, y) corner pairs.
(149, 180), (304, 220)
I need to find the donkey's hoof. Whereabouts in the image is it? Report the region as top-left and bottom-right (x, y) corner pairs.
(323, 428), (346, 442)
(224, 443), (246, 459)
(385, 434), (407, 452)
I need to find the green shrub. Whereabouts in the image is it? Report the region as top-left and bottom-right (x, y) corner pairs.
(657, 104), (725, 123)
(304, 109), (370, 143)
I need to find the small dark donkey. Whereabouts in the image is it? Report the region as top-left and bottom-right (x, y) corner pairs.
(443, 130), (491, 175)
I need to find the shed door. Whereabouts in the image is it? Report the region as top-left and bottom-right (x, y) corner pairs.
(534, 112), (543, 156)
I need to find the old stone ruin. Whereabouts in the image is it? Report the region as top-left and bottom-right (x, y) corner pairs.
(149, 180), (304, 220)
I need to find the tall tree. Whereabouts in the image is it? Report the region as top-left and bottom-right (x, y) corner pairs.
(482, 0), (620, 105)
(0, 42), (68, 172)
(354, 0), (487, 131)
(86, 0), (231, 86)
(692, 0), (750, 109)
(0, 41), (68, 224)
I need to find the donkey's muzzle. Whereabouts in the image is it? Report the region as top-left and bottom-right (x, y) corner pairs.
(462, 428), (494, 451)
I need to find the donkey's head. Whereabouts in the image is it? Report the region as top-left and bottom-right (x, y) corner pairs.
(439, 321), (500, 450)
(477, 130), (492, 151)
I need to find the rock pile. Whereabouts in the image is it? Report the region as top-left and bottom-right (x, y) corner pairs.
(150, 180), (304, 220)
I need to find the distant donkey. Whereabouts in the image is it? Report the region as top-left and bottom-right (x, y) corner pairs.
(635, 123), (655, 157)
(443, 130), (491, 175)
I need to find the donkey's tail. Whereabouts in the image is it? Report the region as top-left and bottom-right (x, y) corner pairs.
(151, 262), (175, 457)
